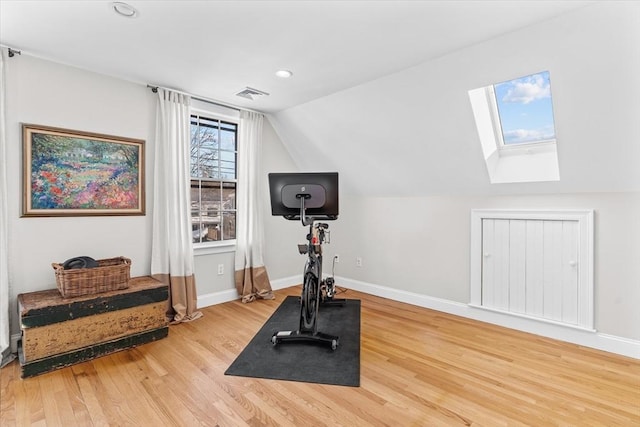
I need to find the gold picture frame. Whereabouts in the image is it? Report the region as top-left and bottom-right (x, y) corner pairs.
(22, 124), (145, 217)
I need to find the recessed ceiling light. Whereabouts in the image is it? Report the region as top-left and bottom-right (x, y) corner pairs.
(112, 2), (138, 18)
(275, 70), (293, 78)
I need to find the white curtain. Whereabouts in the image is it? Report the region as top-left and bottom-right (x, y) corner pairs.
(0, 49), (12, 366)
(152, 88), (202, 323)
(234, 111), (274, 303)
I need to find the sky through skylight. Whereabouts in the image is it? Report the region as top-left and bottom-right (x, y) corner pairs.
(494, 71), (556, 145)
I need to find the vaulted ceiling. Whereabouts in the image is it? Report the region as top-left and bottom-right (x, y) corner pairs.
(2, 1), (638, 196)
(1, 0), (591, 113)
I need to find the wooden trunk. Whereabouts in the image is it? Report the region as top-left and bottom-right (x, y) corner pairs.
(18, 276), (169, 378)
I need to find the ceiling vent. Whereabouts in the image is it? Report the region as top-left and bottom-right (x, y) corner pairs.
(235, 87), (270, 100)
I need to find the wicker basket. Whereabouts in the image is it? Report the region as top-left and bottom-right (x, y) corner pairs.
(52, 257), (131, 298)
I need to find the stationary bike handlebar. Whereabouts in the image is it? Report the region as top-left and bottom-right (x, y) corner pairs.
(282, 195), (337, 226)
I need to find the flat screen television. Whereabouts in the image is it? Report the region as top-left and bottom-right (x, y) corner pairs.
(268, 172), (339, 220)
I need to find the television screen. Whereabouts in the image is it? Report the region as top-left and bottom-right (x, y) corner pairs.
(268, 172), (339, 220)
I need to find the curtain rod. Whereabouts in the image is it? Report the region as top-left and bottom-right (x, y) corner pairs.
(0, 45), (22, 57)
(0, 48), (259, 115)
(147, 84), (263, 115)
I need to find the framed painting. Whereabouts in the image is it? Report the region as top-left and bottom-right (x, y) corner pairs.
(22, 124), (145, 217)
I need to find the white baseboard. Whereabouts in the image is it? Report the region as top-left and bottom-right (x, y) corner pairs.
(336, 276), (640, 359)
(197, 288), (239, 308)
(11, 333), (20, 354)
(195, 274), (639, 359)
(270, 275), (300, 290)
(196, 275), (300, 308)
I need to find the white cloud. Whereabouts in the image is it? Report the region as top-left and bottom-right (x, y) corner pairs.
(501, 73), (550, 104)
(503, 127), (555, 144)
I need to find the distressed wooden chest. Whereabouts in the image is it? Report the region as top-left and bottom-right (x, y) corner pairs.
(18, 275), (169, 378)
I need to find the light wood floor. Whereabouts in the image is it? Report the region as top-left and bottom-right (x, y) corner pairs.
(1, 286), (639, 426)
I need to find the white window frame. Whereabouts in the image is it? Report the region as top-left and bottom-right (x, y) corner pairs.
(486, 85), (557, 155)
(468, 73), (560, 184)
(190, 111), (238, 251)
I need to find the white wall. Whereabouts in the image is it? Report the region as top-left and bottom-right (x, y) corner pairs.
(195, 117), (302, 306)
(4, 1), (638, 357)
(322, 193), (640, 342)
(6, 58), (154, 272)
(3, 54), (300, 338)
(4, 55), (155, 335)
(267, 2), (640, 354)
(261, 119), (303, 282)
(269, 2), (640, 197)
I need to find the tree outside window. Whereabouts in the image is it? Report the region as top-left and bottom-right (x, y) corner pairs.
(190, 114), (237, 244)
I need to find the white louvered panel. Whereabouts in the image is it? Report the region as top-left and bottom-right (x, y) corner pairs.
(525, 220), (544, 318)
(482, 219), (510, 311)
(481, 219), (495, 308)
(561, 220), (579, 325)
(543, 220), (564, 321)
(577, 213), (593, 328)
(476, 212), (590, 329)
(495, 219), (510, 311)
(509, 220), (527, 314)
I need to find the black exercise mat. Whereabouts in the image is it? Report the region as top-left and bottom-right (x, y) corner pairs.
(225, 296), (361, 387)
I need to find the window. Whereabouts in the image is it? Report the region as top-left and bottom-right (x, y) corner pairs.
(491, 71), (557, 147)
(190, 114), (237, 244)
(468, 70), (560, 184)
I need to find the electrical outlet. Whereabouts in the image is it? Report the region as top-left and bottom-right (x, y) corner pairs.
(334, 254), (340, 263)
(356, 257), (362, 267)
(217, 264), (224, 275)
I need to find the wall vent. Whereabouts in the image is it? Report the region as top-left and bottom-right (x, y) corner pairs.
(235, 87), (270, 100)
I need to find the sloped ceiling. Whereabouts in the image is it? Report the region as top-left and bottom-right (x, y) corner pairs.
(269, 1), (640, 196)
(1, 0), (591, 113)
(2, 1), (638, 197)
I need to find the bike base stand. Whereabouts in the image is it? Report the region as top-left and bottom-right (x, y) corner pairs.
(272, 330), (339, 350)
(322, 297), (346, 307)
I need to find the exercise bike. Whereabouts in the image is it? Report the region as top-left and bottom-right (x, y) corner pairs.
(269, 172), (344, 350)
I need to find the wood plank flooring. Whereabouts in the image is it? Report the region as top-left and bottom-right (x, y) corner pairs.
(1, 286), (639, 426)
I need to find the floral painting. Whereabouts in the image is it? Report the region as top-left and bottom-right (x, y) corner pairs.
(22, 124), (145, 216)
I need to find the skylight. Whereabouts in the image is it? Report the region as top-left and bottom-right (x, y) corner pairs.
(492, 71), (556, 146)
(468, 70), (560, 184)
